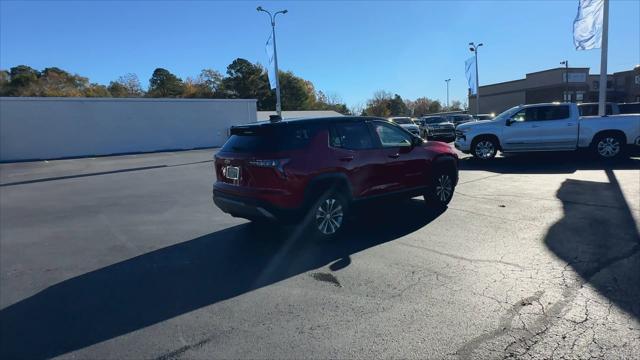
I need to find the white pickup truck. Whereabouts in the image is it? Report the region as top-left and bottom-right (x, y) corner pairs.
(454, 103), (640, 160)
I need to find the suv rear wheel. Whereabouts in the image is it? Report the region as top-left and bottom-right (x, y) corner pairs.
(308, 191), (349, 239)
(425, 170), (455, 207)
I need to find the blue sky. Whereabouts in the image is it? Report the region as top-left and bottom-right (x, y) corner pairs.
(1, 0), (639, 108)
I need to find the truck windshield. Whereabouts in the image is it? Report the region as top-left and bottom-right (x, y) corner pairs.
(493, 106), (521, 122)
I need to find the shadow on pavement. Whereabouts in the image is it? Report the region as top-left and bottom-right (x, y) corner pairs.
(458, 151), (640, 174)
(0, 199), (444, 359)
(544, 169), (640, 319)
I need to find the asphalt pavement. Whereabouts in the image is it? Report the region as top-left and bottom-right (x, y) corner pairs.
(1, 147), (639, 359)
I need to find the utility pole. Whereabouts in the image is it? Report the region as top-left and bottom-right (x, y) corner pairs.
(469, 42), (483, 115)
(598, 0), (609, 116)
(445, 78), (451, 108)
(560, 60), (569, 102)
(257, 6), (288, 117)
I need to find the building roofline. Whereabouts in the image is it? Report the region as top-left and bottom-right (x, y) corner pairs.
(525, 67), (590, 76)
(479, 78), (526, 89)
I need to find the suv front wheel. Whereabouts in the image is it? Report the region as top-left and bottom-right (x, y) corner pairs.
(425, 170), (455, 207)
(308, 191), (349, 239)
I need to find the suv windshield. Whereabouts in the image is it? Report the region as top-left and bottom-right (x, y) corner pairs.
(391, 118), (413, 125)
(424, 117), (445, 124)
(222, 124), (317, 153)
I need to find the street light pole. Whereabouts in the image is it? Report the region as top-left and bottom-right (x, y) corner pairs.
(560, 60), (569, 102)
(445, 78), (451, 108)
(257, 6), (287, 117)
(469, 42), (483, 115)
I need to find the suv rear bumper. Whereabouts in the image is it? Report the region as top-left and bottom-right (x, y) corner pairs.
(213, 189), (301, 223)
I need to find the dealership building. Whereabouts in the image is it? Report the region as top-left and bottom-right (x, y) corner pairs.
(468, 65), (640, 115)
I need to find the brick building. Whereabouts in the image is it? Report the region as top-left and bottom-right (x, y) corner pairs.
(468, 65), (640, 115)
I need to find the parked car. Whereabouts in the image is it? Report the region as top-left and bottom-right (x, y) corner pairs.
(389, 117), (420, 136)
(420, 116), (456, 141)
(446, 114), (476, 127)
(618, 102), (640, 114)
(213, 116), (459, 239)
(455, 103), (640, 160)
(474, 113), (495, 121)
(577, 102), (619, 116)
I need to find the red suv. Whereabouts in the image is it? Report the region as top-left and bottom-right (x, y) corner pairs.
(213, 116), (458, 238)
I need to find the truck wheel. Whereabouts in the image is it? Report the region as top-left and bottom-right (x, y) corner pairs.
(593, 133), (625, 160)
(425, 170), (455, 207)
(471, 137), (498, 160)
(307, 190), (349, 240)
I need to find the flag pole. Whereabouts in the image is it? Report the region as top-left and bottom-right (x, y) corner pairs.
(598, 0), (609, 116)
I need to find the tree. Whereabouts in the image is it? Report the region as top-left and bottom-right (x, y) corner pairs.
(6, 65), (40, 96)
(279, 71), (315, 110)
(389, 94), (409, 116)
(411, 97), (432, 117)
(222, 58), (273, 110)
(183, 69), (224, 98)
(363, 90), (393, 117)
(147, 68), (184, 97)
(84, 84), (111, 97)
(38, 67), (88, 97)
(108, 73), (143, 97)
(0, 70), (10, 96)
(448, 100), (463, 111)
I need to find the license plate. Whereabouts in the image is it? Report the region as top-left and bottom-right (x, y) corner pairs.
(224, 166), (240, 180)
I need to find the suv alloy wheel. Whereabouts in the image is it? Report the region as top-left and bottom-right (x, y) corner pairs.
(425, 170), (455, 207)
(308, 191), (349, 239)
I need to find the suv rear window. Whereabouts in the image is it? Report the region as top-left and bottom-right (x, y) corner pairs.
(223, 124), (317, 153)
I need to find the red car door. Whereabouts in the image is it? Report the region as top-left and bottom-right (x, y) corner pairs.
(371, 120), (426, 192)
(328, 122), (389, 198)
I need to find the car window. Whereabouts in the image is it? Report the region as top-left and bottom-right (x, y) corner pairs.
(330, 122), (375, 150)
(223, 124), (316, 153)
(579, 104), (613, 116)
(373, 122), (412, 147)
(512, 106), (570, 122)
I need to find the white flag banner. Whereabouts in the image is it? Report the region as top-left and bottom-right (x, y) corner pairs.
(573, 0), (604, 50)
(465, 56), (477, 95)
(265, 34), (276, 89)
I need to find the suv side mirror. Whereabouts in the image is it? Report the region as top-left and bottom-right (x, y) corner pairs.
(412, 136), (423, 146)
(505, 118), (513, 126)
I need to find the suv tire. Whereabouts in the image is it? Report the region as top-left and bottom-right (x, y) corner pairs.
(425, 170), (455, 207)
(307, 190), (349, 240)
(471, 137), (498, 160)
(592, 133), (625, 160)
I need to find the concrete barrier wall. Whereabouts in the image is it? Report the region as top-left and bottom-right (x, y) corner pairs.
(0, 97), (257, 161)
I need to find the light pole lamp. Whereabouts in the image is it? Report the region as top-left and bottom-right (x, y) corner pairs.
(257, 6), (287, 117)
(469, 42), (483, 115)
(560, 60), (569, 102)
(445, 78), (451, 108)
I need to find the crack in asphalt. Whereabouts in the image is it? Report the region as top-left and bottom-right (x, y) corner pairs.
(455, 242), (640, 359)
(398, 242), (527, 270)
(457, 174), (504, 186)
(154, 337), (214, 360)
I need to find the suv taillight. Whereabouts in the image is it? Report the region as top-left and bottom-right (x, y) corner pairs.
(248, 159), (290, 178)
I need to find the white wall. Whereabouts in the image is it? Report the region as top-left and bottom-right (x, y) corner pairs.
(0, 97), (257, 161)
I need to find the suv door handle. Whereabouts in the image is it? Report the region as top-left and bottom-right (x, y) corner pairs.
(339, 156), (354, 162)
(567, 123), (575, 126)
(531, 124), (541, 128)
(388, 153), (400, 159)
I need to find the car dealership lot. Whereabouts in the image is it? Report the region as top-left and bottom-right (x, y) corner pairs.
(1, 148), (639, 359)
